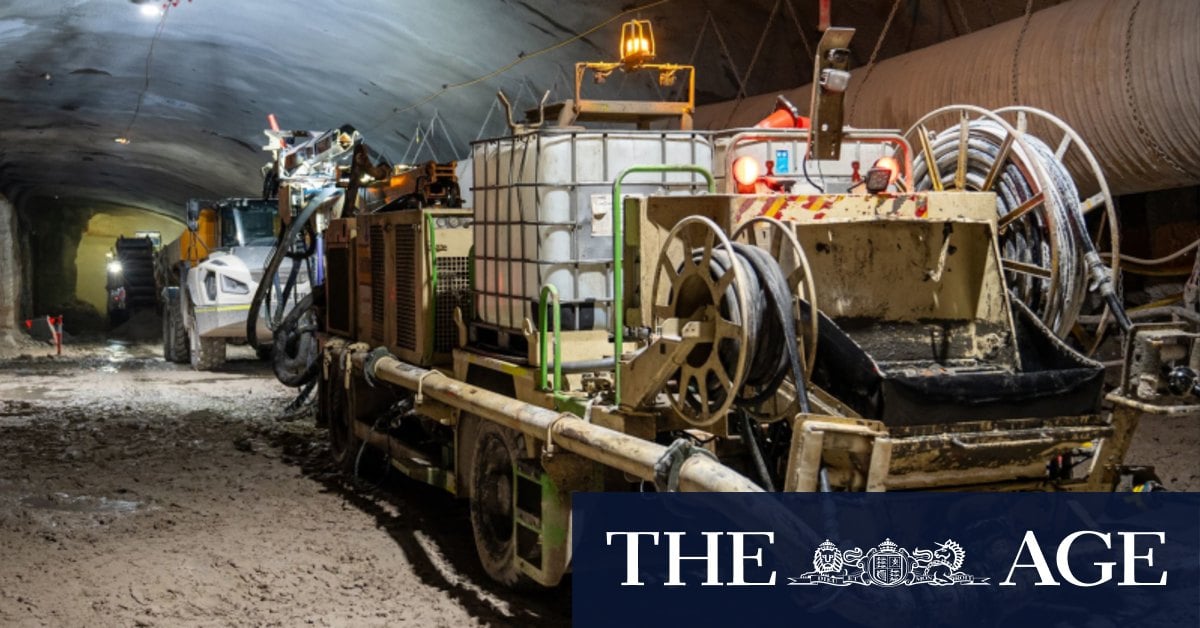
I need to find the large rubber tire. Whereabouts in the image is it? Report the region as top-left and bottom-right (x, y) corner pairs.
(187, 303), (227, 371)
(163, 299), (190, 364)
(469, 422), (535, 588)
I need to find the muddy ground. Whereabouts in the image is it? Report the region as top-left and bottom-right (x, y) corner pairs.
(0, 340), (570, 627)
(0, 338), (1196, 627)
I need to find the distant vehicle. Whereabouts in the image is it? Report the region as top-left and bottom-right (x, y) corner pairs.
(134, 230), (162, 248)
(105, 236), (157, 326)
(156, 198), (310, 370)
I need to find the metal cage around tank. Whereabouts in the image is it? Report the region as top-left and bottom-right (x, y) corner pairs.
(469, 129), (715, 350)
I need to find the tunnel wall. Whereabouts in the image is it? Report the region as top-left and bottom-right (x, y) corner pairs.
(695, 0), (1200, 197)
(27, 202), (101, 332)
(0, 193), (21, 338)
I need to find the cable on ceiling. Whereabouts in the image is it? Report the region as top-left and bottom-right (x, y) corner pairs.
(121, 4), (172, 141)
(367, 0), (675, 132)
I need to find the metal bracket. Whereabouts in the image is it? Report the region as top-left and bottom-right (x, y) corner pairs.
(808, 27), (855, 161)
(498, 89), (550, 134)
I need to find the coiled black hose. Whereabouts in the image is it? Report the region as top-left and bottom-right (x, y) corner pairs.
(687, 242), (812, 490)
(694, 243), (811, 416)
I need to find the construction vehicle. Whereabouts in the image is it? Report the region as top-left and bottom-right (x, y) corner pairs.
(249, 121), (465, 388)
(266, 23), (1195, 589)
(105, 235), (157, 326)
(156, 197), (309, 370)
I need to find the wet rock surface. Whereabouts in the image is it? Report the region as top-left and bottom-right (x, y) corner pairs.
(0, 342), (570, 627)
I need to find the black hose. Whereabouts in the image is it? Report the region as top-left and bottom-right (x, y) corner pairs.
(246, 186), (339, 352)
(738, 409), (776, 492)
(731, 244), (812, 414)
(272, 292), (319, 388)
(681, 242), (814, 491)
(690, 243), (811, 417)
(802, 148), (825, 193)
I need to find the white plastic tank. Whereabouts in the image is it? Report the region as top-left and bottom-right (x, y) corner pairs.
(472, 129), (714, 334)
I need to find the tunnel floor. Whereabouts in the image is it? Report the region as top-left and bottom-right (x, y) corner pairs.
(0, 339), (1196, 627)
(0, 341), (571, 627)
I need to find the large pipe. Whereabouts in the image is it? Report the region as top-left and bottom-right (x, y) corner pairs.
(350, 350), (764, 493)
(697, 0), (1200, 196)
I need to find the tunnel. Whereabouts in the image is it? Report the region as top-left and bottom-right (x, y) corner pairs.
(0, 1), (1197, 625)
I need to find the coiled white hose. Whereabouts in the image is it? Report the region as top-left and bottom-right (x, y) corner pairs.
(912, 120), (1088, 337)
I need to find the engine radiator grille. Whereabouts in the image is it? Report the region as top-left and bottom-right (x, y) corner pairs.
(435, 256), (471, 352)
(369, 225), (386, 346)
(394, 227), (417, 351)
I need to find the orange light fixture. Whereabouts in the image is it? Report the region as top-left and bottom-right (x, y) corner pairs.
(864, 156), (901, 193)
(873, 156), (901, 185)
(619, 19), (656, 66)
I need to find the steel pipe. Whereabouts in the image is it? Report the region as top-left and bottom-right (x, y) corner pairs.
(696, 0), (1200, 196)
(350, 350), (764, 493)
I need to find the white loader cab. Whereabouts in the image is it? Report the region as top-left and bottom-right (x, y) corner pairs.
(159, 198), (312, 370)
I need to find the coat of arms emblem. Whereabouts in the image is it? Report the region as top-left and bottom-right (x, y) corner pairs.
(790, 538), (989, 587)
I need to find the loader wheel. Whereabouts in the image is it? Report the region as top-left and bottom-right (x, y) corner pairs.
(163, 298), (190, 364)
(469, 422), (534, 588)
(187, 303), (226, 371)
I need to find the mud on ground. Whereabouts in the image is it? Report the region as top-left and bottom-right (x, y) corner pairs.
(0, 342), (570, 627)
(0, 340), (1196, 627)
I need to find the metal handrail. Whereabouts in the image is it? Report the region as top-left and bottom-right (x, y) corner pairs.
(538, 284), (563, 394)
(612, 164), (716, 405)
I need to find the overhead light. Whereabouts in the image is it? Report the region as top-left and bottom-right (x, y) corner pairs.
(114, 137), (130, 145)
(107, 260), (123, 275)
(619, 19), (656, 67)
(140, 4), (163, 17)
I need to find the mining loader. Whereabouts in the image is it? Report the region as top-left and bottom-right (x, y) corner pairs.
(156, 197), (310, 370)
(260, 23), (1198, 588)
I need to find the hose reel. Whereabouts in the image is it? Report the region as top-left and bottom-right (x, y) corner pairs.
(906, 105), (1125, 338)
(650, 216), (813, 427)
(732, 217), (818, 421)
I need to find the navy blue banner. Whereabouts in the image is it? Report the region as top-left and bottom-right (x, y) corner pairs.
(572, 493), (1200, 627)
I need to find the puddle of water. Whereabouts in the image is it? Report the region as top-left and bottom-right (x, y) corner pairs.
(20, 493), (141, 513)
(97, 341), (132, 374)
(0, 385), (51, 401)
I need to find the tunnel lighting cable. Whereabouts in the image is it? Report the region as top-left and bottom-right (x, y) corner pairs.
(847, 0), (902, 123)
(120, 4), (172, 142)
(366, 0), (674, 132)
(1101, 239), (1199, 266)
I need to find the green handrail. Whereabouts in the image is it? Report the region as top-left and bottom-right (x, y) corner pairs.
(424, 211), (438, 362)
(612, 164), (716, 405)
(538, 284), (563, 393)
